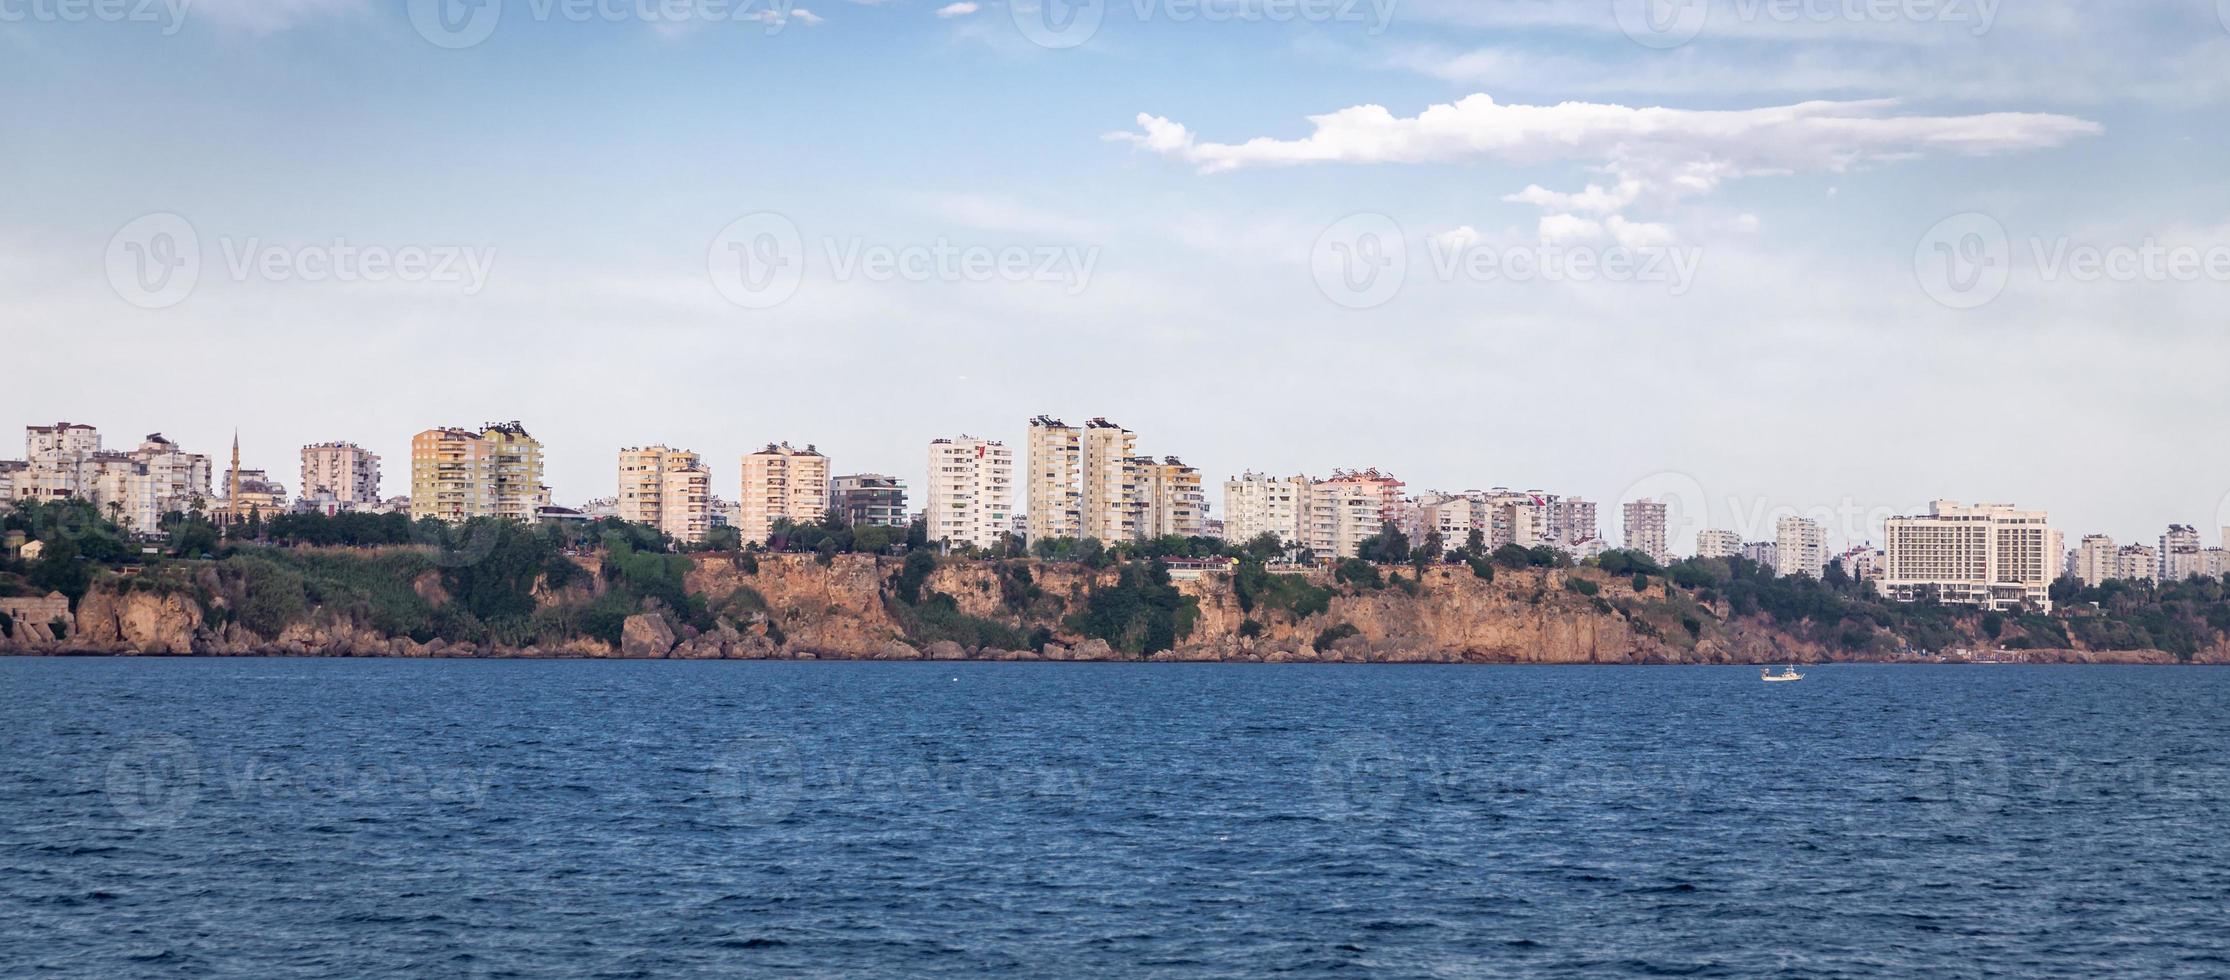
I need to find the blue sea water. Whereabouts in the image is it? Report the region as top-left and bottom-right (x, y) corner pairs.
(2, 660), (2227, 978)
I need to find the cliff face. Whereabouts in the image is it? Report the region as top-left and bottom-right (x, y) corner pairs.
(3, 553), (2219, 664)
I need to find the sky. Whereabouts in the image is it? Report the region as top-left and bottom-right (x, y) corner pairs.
(3, 0), (2229, 554)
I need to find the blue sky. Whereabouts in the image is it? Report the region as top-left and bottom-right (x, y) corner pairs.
(5, 0), (2230, 550)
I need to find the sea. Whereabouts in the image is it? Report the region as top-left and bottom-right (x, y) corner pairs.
(3, 659), (2227, 978)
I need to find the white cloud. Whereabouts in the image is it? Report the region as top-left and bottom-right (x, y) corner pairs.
(935, 1), (980, 16)
(1114, 95), (2100, 178)
(1113, 95), (2100, 240)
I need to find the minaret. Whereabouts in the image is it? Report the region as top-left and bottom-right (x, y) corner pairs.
(228, 431), (242, 525)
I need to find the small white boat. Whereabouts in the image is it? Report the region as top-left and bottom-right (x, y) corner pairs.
(1761, 665), (1804, 683)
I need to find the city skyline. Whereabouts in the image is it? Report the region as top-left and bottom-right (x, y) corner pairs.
(6, 2), (2229, 559)
(12, 412), (2230, 562)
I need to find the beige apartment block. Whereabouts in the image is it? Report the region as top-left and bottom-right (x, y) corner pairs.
(618, 445), (712, 543)
(1881, 500), (2061, 612)
(739, 442), (829, 544)
(1137, 456), (1206, 539)
(410, 422), (548, 524)
(1774, 516), (1830, 579)
(1079, 419), (1137, 543)
(1025, 416), (1081, 543)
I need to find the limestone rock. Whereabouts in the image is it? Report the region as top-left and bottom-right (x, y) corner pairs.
(620, 613), (677, 659)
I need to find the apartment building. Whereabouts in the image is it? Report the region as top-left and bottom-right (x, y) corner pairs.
(1548, 497), (1599, 550)
(1696, 529), (1743, 560)
(1025, 416), (1081, 542)
(739, 442), (829, 544)
(2116, 544), (2159, 584)
(10, 425), (212, 533)
(1622, 499), (1670, 564)
(1742, 541), (1779, 568)
(1137, 456), (1206, 539)
(1406, 491), (1479, 547)
(2160, 524), (2205, 581)
(300, 442), (381, 507)
(1309, 478), (1384, 560)
(927, 436), (1013, 551)
(409, 422), (548, 524)
(617, 445), (712, 543)
(2071, 534), (2118, 587)
(1223, 472), (1310, 546)
(1079, 419), (1137, 543)
(832, 474), (910, 529)
(1774, 516), (1830, 579)
(1482, 490), (1551, 550)
(1881, 501), (2061, 612)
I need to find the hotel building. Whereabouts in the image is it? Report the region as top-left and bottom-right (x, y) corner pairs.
(1880, 501), (2061, 612)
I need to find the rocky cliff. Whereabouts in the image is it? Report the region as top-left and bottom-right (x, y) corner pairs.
(4, 553), (2221, 664)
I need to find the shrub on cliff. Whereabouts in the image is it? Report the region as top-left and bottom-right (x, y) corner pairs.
(1068, 559), (1197, 656)
(1335, 558), (1382, 590)
(1313, 624), (1359, 652)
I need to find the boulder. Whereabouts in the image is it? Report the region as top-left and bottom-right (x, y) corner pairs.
(620, 613), (678, 658)
(925, 640), (968, 661)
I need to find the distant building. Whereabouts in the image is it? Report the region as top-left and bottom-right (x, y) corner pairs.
(2160, 524), (2204, 581)
(2116, 544), (2159, 584)
(1835, 546), (1886, 583)
(617, 445), (712, 543)
(832, 474), (910, 530)
(1137, 457), (1207, 539)
(1025, 416), (1081, 542)
(1621, 499), (1669, 564)
(925, 435), (1012, 551)
(1308, 478), (1384, 560)
(1881, 501), (2061, 612)
(15, 425), (212, 533)
(1774, 515), (1829, 579)
(2071, 534), (2118, 587)
(1224, 472), (1310, 547)
(1696, 529), (1743, 560)
(409, 422), (549, 524)
(739, 442), (829, 544)
(299, 442), (381, 508)
(1742, 541), (1779, 569)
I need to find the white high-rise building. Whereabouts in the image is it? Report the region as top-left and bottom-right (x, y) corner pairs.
(1774, 516), (1830, 579)
(1223, 472), (1309, 547)
(2159, 524), (2204, 582)
(1881, 501), (2061, 612)
(1308, 479), (1384, 560)
(1550, 497), (1599, 550)
(1622, 499), (1670, 564)
(926, 435), (1014, 551)
(1696, 529), (1743, 559)
(2071, 534), (2118, 587)
(617, 445), (712, 543)
(300, 442), (382, 508)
